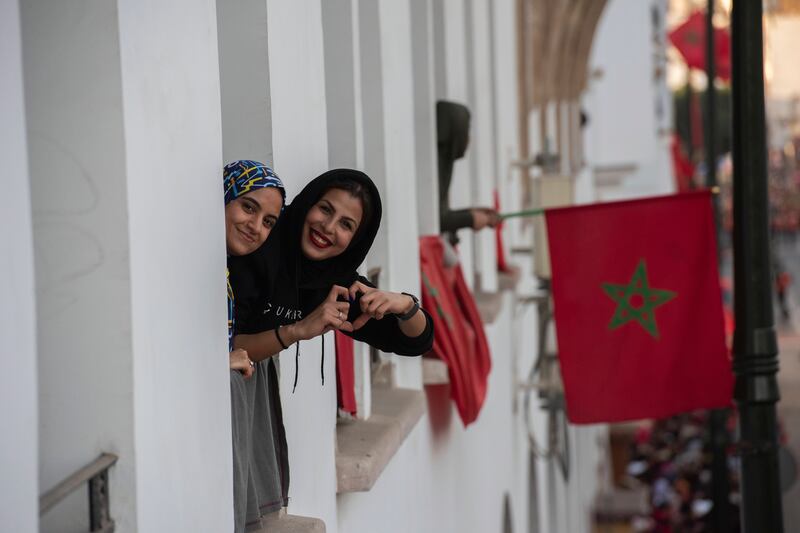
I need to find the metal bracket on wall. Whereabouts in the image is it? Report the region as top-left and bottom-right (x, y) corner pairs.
(518, 286), (570, 481)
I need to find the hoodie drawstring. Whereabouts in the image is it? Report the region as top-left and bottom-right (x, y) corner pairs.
(291, 335), (326, 393)
(292, 341), (300, 393)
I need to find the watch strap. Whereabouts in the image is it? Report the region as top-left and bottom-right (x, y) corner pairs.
(395, 292), (420, 321)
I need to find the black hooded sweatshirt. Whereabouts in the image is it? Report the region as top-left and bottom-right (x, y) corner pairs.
(436, 100), (473, 236)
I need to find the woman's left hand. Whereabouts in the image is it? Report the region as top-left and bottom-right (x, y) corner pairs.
(348, 281), (416, 329)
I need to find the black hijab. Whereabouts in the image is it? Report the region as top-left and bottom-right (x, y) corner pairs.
(283, 168), (382, 293)
(436, 100), (474, 236)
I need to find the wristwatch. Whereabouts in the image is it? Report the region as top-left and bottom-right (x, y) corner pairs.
(395, 292), (420, 321)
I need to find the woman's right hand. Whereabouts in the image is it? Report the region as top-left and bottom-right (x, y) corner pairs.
(290, 285), (353, 340)
(230, 348), (255, 378)
(470, 207), (501, 230)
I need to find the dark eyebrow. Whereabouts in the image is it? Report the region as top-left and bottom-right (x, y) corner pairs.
(320, 198), (357, 227)
(241, 196), (261, 209)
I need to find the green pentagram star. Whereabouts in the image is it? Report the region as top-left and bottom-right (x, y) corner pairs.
(601, 259), (677, 339)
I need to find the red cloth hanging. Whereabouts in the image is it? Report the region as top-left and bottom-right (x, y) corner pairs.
(671, 134), (695, 192)
(420, 236), (492, 426)
(335, 330), (357, 416)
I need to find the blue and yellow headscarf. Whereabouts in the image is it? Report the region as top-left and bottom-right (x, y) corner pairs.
(224, 159), (286, 206)
(225, 160), (285, 352)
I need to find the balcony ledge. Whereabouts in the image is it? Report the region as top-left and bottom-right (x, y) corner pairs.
(336, 387), (425, 493)
(474, 289), (503, 324)
(422, 357), (449, 385)
(255, 509), (325, 533)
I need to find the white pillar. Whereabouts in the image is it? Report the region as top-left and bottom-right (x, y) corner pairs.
(491, 0), (524, 261)
(321, 0), (373, 420)
(410, 0), (440, 237)
(0, 2), (38, 531)
(266, 2), (339, 529)
(377, 0), (423, 389)
(433, 0), (474, 286)
(467, 0), (499, 293)
(117, 0), (231, 530)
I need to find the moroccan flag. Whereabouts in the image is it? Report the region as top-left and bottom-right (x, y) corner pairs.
(546, 190), (733, 424)
(668, 10), (731, 81)
(419, 236), (491, 426)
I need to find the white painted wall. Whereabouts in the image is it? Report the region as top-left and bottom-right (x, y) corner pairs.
(338, 302), (521, 533)
(117, 1), (232, 531)
(216, 0), (273, 165)
(0, 2), (38, 531)
(586, 0), (673, 199)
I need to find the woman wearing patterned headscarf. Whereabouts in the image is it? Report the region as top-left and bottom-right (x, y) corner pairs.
(224, 160), (285, 364)
(222, 160), (286, 533)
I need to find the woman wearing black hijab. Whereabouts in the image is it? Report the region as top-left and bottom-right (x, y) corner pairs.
(227, 169), (433, 520)
(436, 100), (500, 243)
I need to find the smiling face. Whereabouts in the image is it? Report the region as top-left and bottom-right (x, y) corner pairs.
(301, 188), (364, 261)
(225, 187), (283, 256)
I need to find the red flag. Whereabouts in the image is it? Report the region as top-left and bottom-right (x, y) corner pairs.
(668, 10), (731, 81)
(420, 236), (491, 425)
(670, 134), (695, 192)
(545, 191), (733, 424)
(335, 331), (357, 416)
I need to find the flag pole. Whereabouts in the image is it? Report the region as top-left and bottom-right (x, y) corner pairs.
(499, 190), (721, 221)
(499, 207), (546, 220)
(731, 0), (784, 531)
(704, 2), (731, 531)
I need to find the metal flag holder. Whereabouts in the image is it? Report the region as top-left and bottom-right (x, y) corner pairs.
(514, 282), (570, 481)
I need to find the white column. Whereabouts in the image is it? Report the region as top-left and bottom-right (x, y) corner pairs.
(467, 0), (498, 293)
(266, 2), (338, 529)
(491, 0), (524, 259)
(322, 0), (373, 420)
(410, 0), (440, 236)
(117, 0), (231, 530)
(433, 0), (474, 286)
(0, 2), (38, 531)
(378, 0), (423, 389)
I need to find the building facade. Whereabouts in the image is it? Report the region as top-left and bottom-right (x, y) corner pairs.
(1, 1), (672, 532)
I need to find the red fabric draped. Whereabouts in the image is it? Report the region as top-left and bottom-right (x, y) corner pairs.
(335, 331), (357, 416)
(419, 236), (491, 426)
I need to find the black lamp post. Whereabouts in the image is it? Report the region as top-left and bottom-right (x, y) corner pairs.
(731, 1), (784, 531)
